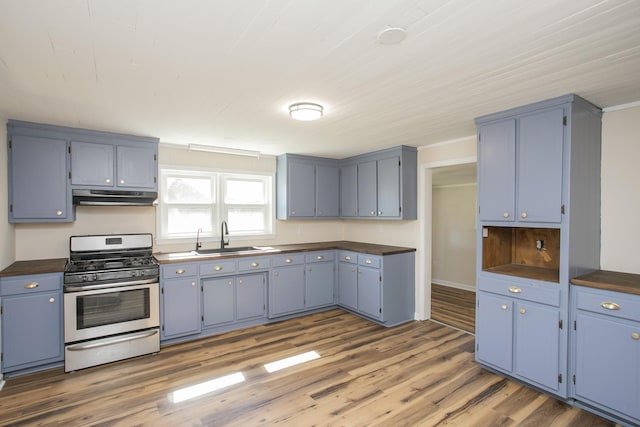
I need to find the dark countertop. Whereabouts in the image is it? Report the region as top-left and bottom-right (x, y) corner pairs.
(153, 240), (416, 264)
(0, 258), (68, 277)
(571, 270), (640, 296)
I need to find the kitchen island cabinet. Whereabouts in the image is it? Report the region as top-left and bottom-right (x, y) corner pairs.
(0, 273), (64, 375)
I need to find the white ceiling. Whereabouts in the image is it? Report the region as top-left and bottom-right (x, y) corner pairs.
(1, 0), (639, 158)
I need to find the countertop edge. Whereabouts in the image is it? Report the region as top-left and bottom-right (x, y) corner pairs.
(0, 258), (68, 277)
(154, 241), (416, 264)
(571, 270), (640, 296)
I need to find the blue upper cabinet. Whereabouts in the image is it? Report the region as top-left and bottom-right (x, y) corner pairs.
(276, 154), (339, 219)
(7, 120), (159, 222)
(7, 125), (73, 223)
(277, 146), (417, 221)
(478, 106), (564, 224)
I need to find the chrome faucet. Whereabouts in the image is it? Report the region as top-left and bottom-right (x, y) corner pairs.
(220, 220), (229, 249)
(195, 228), (203, 251)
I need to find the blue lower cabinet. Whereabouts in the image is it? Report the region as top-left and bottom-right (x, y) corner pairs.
(476, 292), (513, 372)
(337, 261), (358, 310)
(269, 263), (305, 317)
(305, 251), (335, 309)
(235, 274), (266, 321)
(161, 276), (201, 340)
(571, 286), (640, 425)
(0, 273), (64, 374)
(202, 277), (235, 327)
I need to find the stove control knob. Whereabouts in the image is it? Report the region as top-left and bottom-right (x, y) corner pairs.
(131, 271), (138, 277)
(82, 275), (88, 282)
(92, 274), (98, 281)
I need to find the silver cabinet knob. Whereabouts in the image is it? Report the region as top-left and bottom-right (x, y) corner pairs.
(378, 211), (382, 215)
(316, 255), (324, 260)
(228, 280), (233, 286)
(519, 308), (526, 314)
(370, 210), (375, 215)
(274, 271), (279, 277)
(285, 258), (292, 263)
(503, 212), (509, 218)
(500, 304), (508, 310)
(239, 279), (243, 284)
(291, 210), (296, 215)
(251, 262), (259, 267)
(120, 179), (125, 185)
(521, 212), (528, 218)
(365, 259), (372, 264)
(191, 282), (196, 287)
(105, 178), (111, 184)
(214, 266), (223, 271)
(176, 269), (185, 274)
(56, 210), (63, 216)
(508, 286), (522, 294)
(344, 256), (351, 261)
(49, 297), (55, 303)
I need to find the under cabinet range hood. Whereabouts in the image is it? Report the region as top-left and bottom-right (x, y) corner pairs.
(72, 189), (158, 206)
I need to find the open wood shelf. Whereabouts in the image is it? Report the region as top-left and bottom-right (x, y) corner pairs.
(484, 264), (560, 283)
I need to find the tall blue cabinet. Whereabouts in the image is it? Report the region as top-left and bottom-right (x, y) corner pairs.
(474, 94), (602, 399)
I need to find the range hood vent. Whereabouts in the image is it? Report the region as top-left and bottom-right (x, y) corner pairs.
(72, 189), (158, 206)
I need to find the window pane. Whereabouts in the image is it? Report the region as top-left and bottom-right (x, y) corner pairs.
(225, 179), (265, 204)
(166, 177), (213, 204)
(167, 207), (213, 235)
(227, 208), (265, 232)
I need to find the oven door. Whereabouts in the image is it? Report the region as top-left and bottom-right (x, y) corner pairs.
(64, 282), (159, 343)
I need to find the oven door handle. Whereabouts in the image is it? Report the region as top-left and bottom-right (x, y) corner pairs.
(66, 329), (159, 351)
(64, 278), (158, 292)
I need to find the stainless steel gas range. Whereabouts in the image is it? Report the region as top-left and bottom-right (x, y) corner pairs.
(63, 234), (160, 372)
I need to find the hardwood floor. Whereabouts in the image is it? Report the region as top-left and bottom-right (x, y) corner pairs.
(0, 309), (614, 426)
(431, 283), (476, 333)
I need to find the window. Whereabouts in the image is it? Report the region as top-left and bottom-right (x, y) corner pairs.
(158, 167), (273, 241)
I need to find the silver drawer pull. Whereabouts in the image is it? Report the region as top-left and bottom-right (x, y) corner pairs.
(214, 266), (223, 271)
(508, 286), (522, 294)
(316, 255), (324, 260)
(24, 282), (39, 289)
(601, 301), (621, 310)
(365, 259), (372, 265)
(251, 262), (259, 267)
(632, 333), (639, 340)
(500, 304), (508, 310)
(285, 258), (292, 263)
(176, 269), (185, 274)
(344, 256), (351, 261)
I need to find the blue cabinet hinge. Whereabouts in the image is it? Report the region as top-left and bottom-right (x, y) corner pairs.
(558, 374), (563, 383)
(563, 116), (567, 126)
(559, 319), (563, 329)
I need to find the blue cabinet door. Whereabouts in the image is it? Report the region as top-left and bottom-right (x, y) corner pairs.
(340, 163), (358, 217)
(161, 278), (201, 339)
(1, 290), (63, 371)
(575, 313), (640, 421)
(517, 108), (564, 223)
(478, 120), (516, 222)
(377, 156), (400, 217)
(305, 262), (334, 308)
(476, 292), (513, 371)
(202, 277), (235, 327)
(338, 262), (358, 310)
(316, 165), (339, 217)
(514, 302), (560, 391)
(357, 266), (381, 320)
(70, 140), (114, 187)
(288, 161), (316, 217)
(9, 135), (72, 222)
(236, 274), (265, 320)
(357, 160), (377, 217)
(270, 266), (305, 316)
(117, 144), (157, 190)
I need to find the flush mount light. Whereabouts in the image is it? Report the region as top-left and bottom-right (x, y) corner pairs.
(377, 27), (407, 45)
(288, 102), (323, 121)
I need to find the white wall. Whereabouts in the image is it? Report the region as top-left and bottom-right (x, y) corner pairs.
(432, 184), (477, 290)
(0, 116), (15, 269)
(600, 106), (640, 274)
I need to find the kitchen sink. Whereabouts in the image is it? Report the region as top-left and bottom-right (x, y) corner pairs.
(193, 246), (264, 255)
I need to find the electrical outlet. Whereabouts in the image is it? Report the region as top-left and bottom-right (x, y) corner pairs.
(536, 239), (545, 250)
(482, 227), (488, 238)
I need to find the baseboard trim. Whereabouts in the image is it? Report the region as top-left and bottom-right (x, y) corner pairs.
(432, 279), (475, 292)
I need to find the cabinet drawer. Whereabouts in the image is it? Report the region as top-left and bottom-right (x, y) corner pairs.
(306, 251), (335, 263)
(238, 257), (271, 272)
(272, 253), (305, 267)
(199, 260), (237, 276)
(162, 263), (198, 279)
(358, 255), (381, 269)
(575, 288), (640, 322)
(338, 250), (358, 264)
(0, 273), (62, 296)
(478, 275), (560, 307)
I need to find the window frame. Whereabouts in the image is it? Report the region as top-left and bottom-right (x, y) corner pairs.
(157, 165), (275, 244)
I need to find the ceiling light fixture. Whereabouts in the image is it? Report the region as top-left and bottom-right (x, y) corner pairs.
(288, 102), (323, 121)
(188, 144), (261, 158)
(377, 27), (407, 45)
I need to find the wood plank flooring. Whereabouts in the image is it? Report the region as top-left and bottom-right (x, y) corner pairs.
(0, 309), (615, 426)
(431, 283), (476, 333)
